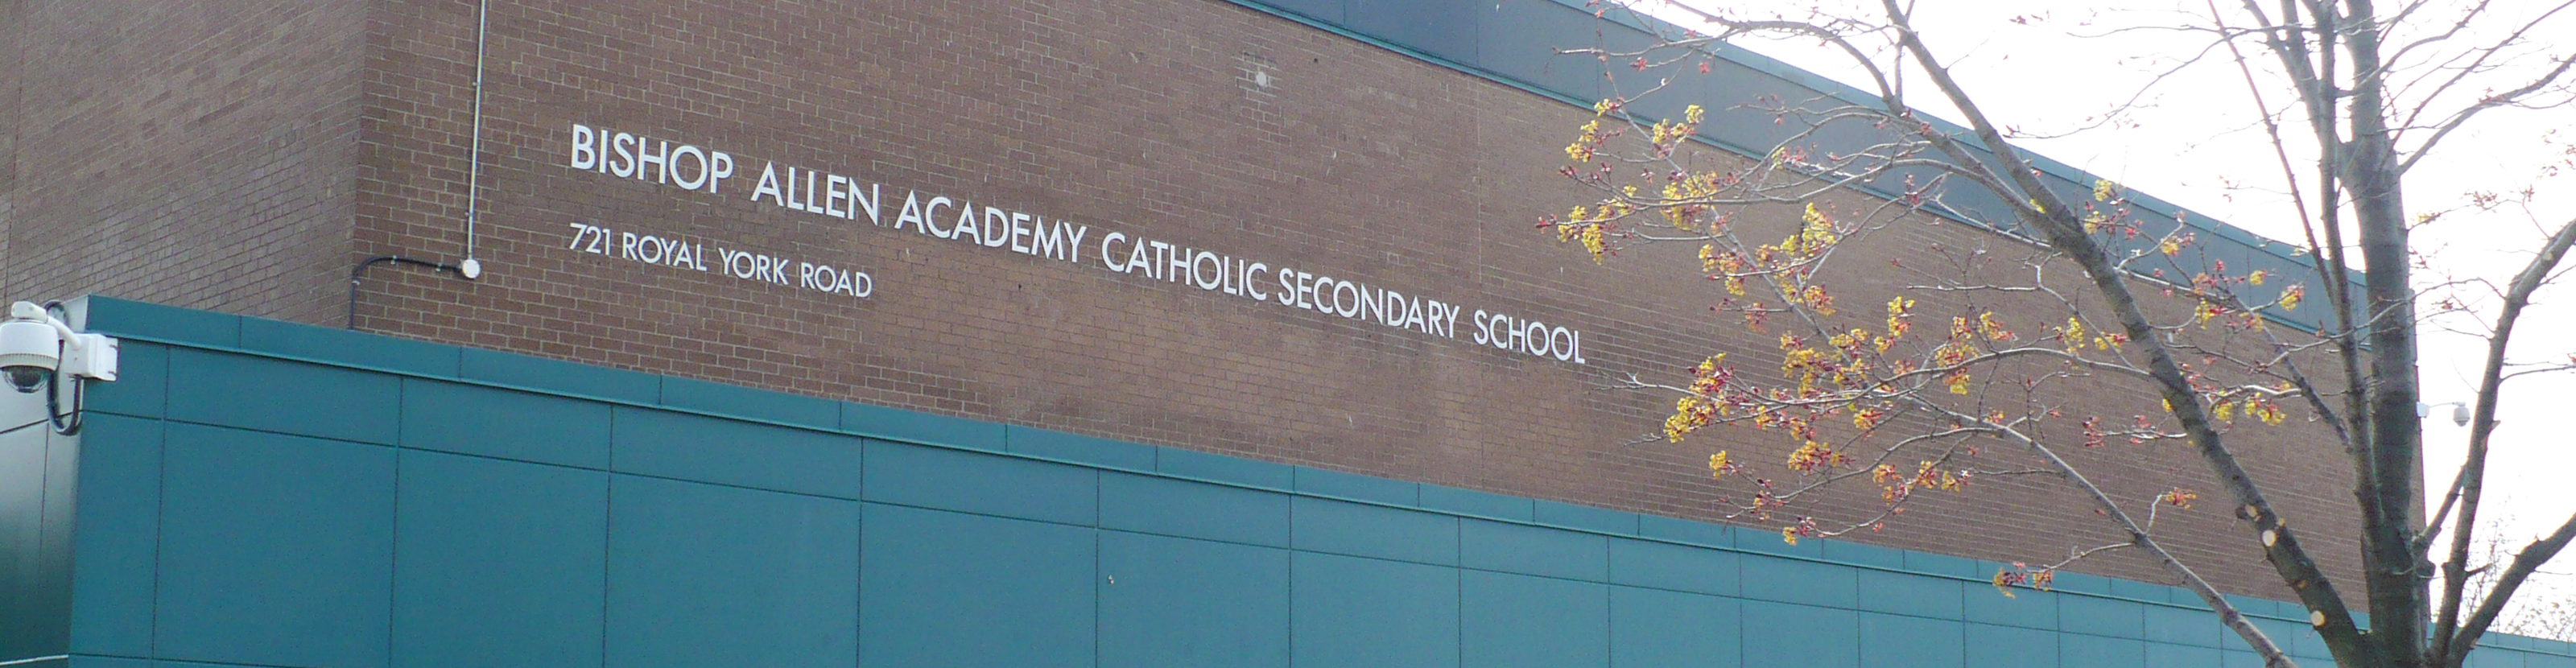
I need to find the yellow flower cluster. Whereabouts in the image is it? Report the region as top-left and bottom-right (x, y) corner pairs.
(1663, 396), (1703, 443)
(1553, 202), (1629, 264)
(1781, 347), (1821, 377)
(1803, 286), (1836, 315)
(1667, 172), (1728, 205)
(1786, 440), (1852, 473)
(2210, 396), (2287, 426)
(2081, 211), (2109, 234)
(1661, 185), (1692, 229)
(1977, 311), (2012, 341)
(1710, 251), (1748, 296)
(1875, 460), (1964, 507)
(1796, 204), (1839, 251)
(1565, 120), (1601, 163)
(1825, 329), (1862, 353)
(1885, 297), (1915, 341)
(1647, 105), (1708, 148)
(1851, 406), (1887, 432)
(2248, 401), (2285, 425)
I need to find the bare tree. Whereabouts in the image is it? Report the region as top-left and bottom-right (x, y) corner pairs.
(1542, 1), (2576, 666)
(2462, 513), (2576, 643)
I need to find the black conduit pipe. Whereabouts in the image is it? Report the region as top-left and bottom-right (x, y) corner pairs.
(347, 255), (464, 329)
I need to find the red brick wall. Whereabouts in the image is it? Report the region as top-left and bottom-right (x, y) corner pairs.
(15, 0), (2367, 600)
(1, 0), (365, 323)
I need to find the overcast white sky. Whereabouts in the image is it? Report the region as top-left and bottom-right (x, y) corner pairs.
(1644, 0), (2576, 623)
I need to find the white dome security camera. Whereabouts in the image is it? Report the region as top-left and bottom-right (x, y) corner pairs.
(2417, 400), (2473, 428)
(0, 300), (114, 435)
(0, 303), (64, 393)
(0, 301), (118, 394)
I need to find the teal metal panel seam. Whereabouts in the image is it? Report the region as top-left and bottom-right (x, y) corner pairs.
(383, 379), (405, 668)
(146, 414), (167, 665)
(597, 405), (618, 668)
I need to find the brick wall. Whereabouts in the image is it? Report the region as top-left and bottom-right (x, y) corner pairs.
(2, 0), (20, 282)
(15, 0), (2367, 600)
(1, 0), (365, 324)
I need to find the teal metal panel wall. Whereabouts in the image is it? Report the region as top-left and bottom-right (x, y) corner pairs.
(392, 449), (606, 668)
(0, 391), (77, 662)
(611, 475), (860, 668)
(3, 296), (2570, 668)
(153, 423), (395, 667)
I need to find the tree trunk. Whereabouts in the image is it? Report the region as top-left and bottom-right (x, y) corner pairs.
(2339, 1), (2430, 663)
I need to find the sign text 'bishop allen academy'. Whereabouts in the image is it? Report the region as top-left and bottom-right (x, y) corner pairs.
(563, 123), (1591, 365)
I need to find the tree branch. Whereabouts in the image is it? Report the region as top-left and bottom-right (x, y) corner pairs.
(2431, 214), (2576, 662)
(1875, 4), (2343, 666)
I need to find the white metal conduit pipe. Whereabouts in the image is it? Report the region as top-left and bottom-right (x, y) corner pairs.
(345, 0), (489, 328)
(459, 0), (489, 279)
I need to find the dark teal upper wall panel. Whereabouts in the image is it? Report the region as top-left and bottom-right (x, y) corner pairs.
(1212, 0), (2350, 332)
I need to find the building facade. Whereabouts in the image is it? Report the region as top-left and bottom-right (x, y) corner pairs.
(2, 0), (2568, 666)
